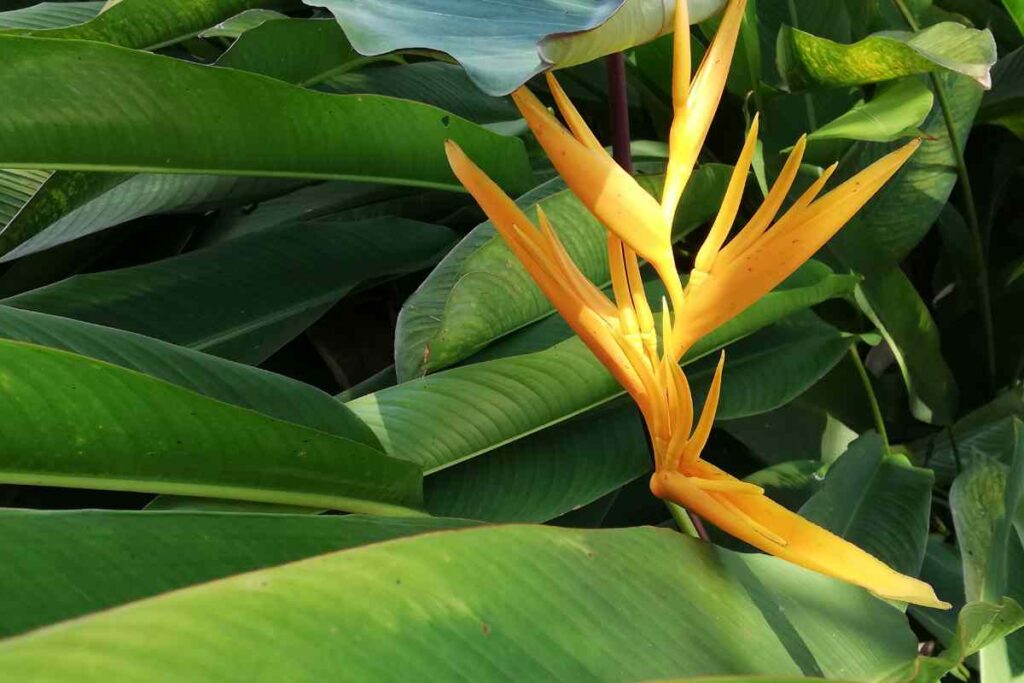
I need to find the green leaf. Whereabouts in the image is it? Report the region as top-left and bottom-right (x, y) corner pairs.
(1, 0), (273, 50)
(777, 23), (997, 91)
(803, 79), (934, 144)
(910, 388), (1024, 486)
(906, 599), (1024, 682)
(0, 510), (476, 637)
(854, 267), (958, 425)
(0, 36), (532, 193)
(743, 460), (824, 512)
(0, 2), (102, 29)
(2, 174), (306, 262)
(800, 433), (934, 576)
(696, 311), (855, 420)
(312, 0), (726, 96)
(323, 62), (520, 124)
(1004, 0), (1024, 40)
(351, 269), (857, 474)
(0, 524), (922, 680)
(199, 8), (287, 39)
(0, 304), (379, 446)
(424, 401), (649, 522)
(723, 355), (871, 467)
(948, 423), (1024, 679)
(5, 218), (455, 365)
(395, 166), (732, 380)
(0, 169), (47, 228)
(910, 537), (967, 646)
(980, 45), (1024, 139)
(215, 17), (363, 86)
(0, 338), (422, 513)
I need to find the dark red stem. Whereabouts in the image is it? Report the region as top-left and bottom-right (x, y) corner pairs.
(605, 53), (633, 173)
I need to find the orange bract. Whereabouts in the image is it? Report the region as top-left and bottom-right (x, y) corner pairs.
(445, 0), (946, 609)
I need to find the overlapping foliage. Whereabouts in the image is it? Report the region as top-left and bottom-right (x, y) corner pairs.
(0, 0), (1023, 679)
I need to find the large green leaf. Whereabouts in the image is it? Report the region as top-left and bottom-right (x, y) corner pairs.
(0, 1), (102, 29)
(799, 433), (933, 577)
(777, 22), (997, 90)
(949, 423), (1024, 681)
(395, 166), (732, 380)
(0, 36), (531, 193)
(5, 218), (455, 365)
(854, 267), (958, 425)
(313, 0), (726, 95)
(0, 524), (922, 680)
(0, 510), (476, 637)
(1003, 0), (1024, 39)
(0, 304), (378, 446)
(352, 267), (857, 474)
(1, 0), (274, 50)
(0, 338), (421, 513)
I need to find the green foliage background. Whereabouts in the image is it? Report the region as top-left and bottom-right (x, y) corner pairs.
(0, 0), (1023, 679)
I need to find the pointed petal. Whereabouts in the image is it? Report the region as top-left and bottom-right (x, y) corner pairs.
(694, 115), (759, 273)
(677, 351), (724, 468)
(446, 140), (645, 400)
(650, 468), (949, 608)
(676, 140), (919, 351)
(511, 86), (674, 272)
(661, 0), (748, 223)
(545, 73), (603, 153)
(536, 207), (617, 319)
(718, 134), (806, 266)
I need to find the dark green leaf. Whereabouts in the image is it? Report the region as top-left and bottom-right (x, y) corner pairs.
(0, 510), (476, 637)
(6, 219), (455, 365)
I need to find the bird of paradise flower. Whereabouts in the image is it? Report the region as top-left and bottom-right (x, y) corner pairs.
(445, 0), (947, 609)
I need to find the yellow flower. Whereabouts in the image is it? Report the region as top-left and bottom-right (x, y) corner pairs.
(445, 0), (947, 609)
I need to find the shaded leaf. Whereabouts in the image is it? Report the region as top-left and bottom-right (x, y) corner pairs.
(854, 267), (958, 425)
(5, 218), (455, 365)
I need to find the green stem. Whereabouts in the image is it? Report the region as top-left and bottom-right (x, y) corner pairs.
(891, 0), (996, 390)
(850, 346), (890, 453)
(667, 501), (703, 539)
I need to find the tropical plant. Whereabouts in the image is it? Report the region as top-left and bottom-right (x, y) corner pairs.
(0, 0), (1023, 680)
